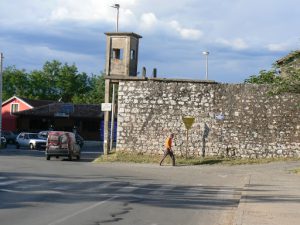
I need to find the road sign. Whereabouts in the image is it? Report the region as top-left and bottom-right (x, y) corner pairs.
(101, 103), (112, 111)
(182, 116), (195, 130)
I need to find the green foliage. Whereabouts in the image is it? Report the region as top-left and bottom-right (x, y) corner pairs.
(244, 69), (280, 84)
(3, 66), (29, 100)
(72, 74), (105, 104)
(272, 67), (300, 94)
(245, 67), (300, 95)
(2, 60), (105, 104)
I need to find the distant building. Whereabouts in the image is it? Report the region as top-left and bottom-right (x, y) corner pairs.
(2, 96), (106, 141)
(276, 50), (300, 76)
(13, 102), (104, 141)
(1, 96), (54, 131)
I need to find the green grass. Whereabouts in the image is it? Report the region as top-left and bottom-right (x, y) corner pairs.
(93, 151), (300, 166)
(290, 168), (300, 174)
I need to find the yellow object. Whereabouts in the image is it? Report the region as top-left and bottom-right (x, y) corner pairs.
(182, 116), (195, 130)
(165, 137), (172, 149)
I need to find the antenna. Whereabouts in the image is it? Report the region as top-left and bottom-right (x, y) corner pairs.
(111, 4), (120, 32)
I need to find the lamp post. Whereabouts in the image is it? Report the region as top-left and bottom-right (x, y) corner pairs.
(202, 51), (209, 80)
(111, 4), (120, 32)
(109, 3), (120, 153)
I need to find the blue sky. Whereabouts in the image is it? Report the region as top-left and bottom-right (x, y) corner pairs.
(0, 0), (299, 83)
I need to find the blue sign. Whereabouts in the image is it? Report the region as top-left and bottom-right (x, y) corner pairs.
(60, 104), (74, 114)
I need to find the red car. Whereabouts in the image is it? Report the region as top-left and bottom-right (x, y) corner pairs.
(45, 131), (81, 161)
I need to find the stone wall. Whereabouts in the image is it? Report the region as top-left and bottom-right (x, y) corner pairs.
(117, 79), (300, 158)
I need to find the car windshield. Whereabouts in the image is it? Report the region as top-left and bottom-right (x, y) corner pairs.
(28, 134), (39, 139)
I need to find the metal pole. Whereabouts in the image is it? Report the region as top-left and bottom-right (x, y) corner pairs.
(103, 79), (111, 155)
(108, 3), (119, 153)
(186, 130), (188, 159)
(0, 53), (3, 140)
(116, 6), (119, 32)
(111, 4), (120, 32)
(205, 54), (208, 80)
(202, 51), (209, 80)
(110, 84), (115, 152)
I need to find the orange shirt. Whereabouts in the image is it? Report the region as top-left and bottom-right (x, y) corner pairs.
(165, 137), (172, 150)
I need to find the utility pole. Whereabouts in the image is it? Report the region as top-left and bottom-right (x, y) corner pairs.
(0, 53), (3, 140)
(109, 4), (120, 153)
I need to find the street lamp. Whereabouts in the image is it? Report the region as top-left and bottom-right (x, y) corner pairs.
(111, 4), (120, 32)
(109, 3), (120, 153)
(202, 51), (209, 80)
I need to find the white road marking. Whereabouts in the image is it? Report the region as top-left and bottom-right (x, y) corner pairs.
(0, 180), (21, 185)
(0, 188), (63, 194)
(118, 185), (140, 193)
(47, 196), (118, 225)
(150, 185), (174, 196)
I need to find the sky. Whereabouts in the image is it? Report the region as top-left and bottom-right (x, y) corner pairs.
(0, 0), (299, 83)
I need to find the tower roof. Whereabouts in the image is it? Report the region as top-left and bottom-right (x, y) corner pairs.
(105, 32), (142, 39)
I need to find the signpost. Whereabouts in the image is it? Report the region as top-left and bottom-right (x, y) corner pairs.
(101, 103), (112, 111)
(182, 116), (195, 159)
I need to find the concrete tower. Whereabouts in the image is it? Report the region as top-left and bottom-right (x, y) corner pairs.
(105, 32), (142, 77)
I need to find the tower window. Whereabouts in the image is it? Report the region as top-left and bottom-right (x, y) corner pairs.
(130, 49), (135, 60)
(112, 48), (123, 60)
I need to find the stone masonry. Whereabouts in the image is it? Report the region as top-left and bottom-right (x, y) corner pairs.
(117, 79), (300, 158)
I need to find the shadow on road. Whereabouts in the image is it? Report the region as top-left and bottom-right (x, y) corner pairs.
(0, 144), (102, 162)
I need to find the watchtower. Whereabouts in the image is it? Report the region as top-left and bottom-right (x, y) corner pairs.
(105, 32), (142, 77)
(103, 32), (142, 155)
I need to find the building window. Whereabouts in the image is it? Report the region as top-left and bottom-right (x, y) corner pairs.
(112, 48), (123, 60)
(130, 49), (135, 60)
(11, 103), (19, 114)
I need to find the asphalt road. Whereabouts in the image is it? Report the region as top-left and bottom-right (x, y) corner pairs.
(0, 145), (277, 225)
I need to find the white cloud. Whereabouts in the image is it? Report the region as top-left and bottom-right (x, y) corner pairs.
(169, 20), (203, 41)
(140, 13), (158, 29)
(267, 43), (290, 52)
(1, 0), (300, 83)
(216, 38), (249, 50)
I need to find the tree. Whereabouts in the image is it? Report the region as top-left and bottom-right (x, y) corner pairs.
(72, 73), (106, 104)
(244, 50), (300, 95)
(2, 60), (106, 104)
(3, 66), (29, 100)
(244, 70), (280, 84)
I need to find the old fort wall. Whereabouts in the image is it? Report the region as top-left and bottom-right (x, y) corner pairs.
(117, 79), (300, 158)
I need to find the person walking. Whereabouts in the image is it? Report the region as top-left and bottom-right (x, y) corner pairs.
(160, 133), (175, 166)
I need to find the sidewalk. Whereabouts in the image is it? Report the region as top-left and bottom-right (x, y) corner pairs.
(234, 162), (300, 225)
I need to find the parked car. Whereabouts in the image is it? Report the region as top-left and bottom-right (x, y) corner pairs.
(15, 132), (47, 150)
(38, 131), (50, 140)
(45, 131), (81, 161)
(1, 136), (7, 148)
(2, 130), (17, 144)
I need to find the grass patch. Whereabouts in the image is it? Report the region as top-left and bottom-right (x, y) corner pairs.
(290, 168), (300, 174)
(93, 151), (300, 166)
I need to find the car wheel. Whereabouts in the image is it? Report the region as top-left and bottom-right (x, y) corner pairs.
(46, 156), (50, 160)
(68, 155), (72, 161)
(76, 155), (80, 160)
(29, 143), (34, 150)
